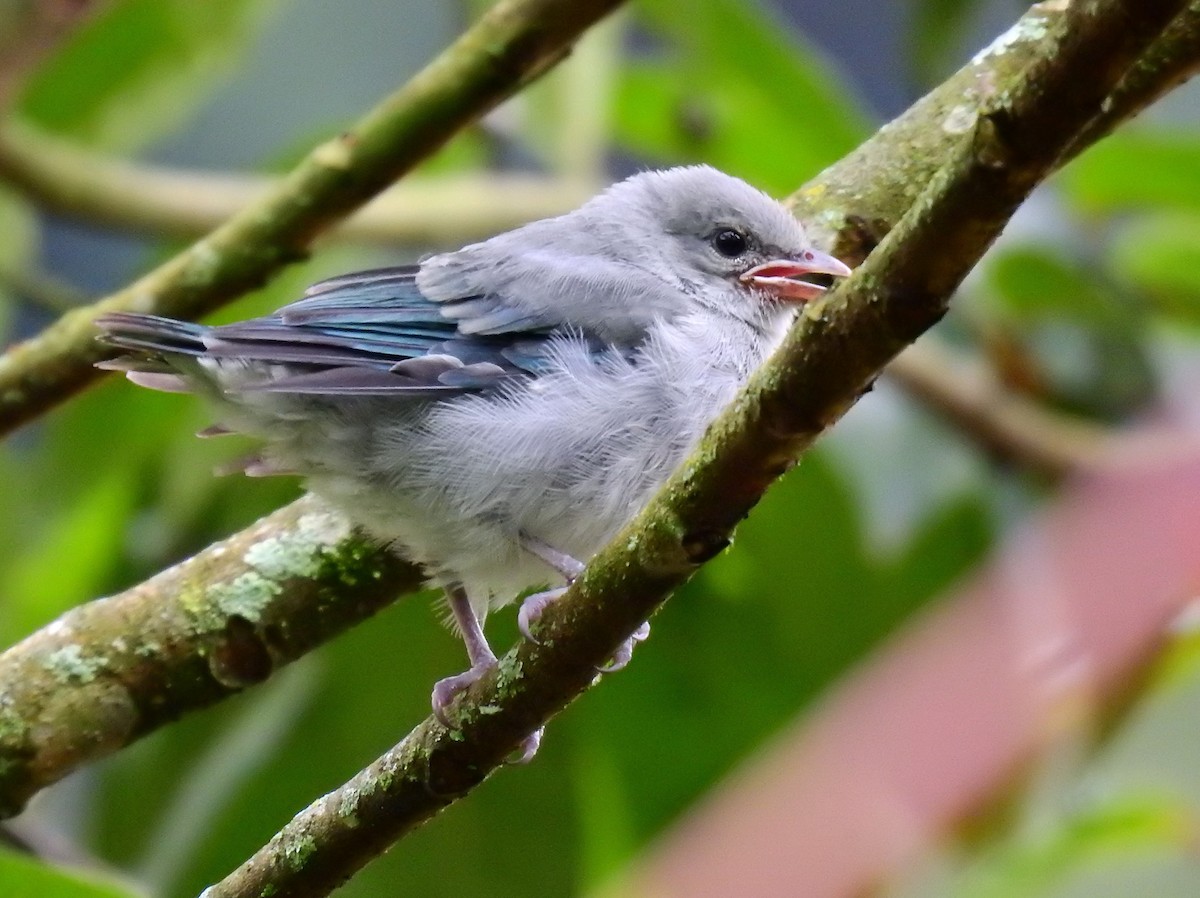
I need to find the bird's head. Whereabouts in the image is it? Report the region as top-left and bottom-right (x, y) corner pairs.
(599, 165), (852, 329)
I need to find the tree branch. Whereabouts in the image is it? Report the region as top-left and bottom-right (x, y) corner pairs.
(187, 2), (1192, 896)
(0, 0), (624, 436)
(885, 342), (1118, 478)
(0, 124), (596, 245)
(0, 496), (421, 818)
(789, 0), (1200, 262)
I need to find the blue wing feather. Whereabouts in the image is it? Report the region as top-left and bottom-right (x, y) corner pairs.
(98, 265), (630, 397)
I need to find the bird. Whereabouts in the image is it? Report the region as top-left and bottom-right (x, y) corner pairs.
(95, 165), (852, 759)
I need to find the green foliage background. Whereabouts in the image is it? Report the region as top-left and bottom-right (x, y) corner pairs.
(1, 1), (1198, 896)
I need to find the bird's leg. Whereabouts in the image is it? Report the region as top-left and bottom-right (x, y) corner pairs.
(431, 584), (497, 725)
(433, 584), (543, 762)
(516, 533), (651, 671)
(516, 532), (582, 642)
(520, 533), (586, 581)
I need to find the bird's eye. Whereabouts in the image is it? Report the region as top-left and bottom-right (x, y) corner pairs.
(711, 228), (748, 258)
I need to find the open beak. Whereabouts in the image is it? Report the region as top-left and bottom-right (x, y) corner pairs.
(739, 249), (853, 303)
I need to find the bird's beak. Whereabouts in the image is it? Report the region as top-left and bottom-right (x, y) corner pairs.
(739, 250), (853, 303)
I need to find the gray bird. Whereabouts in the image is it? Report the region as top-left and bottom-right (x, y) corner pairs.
(96, 165), (851, 758)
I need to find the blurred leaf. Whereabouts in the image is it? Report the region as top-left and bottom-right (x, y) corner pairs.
(1109, 213), (1200, 325)
(0, 467), (134, 640)
(0, 848), (141, 898)
(617, 0), (871, 193)
(951, 798), (1195, 898)
(572, 736), (639, 891)
(883, 492), (993, 612)
(19, 0), (282, 152)
(909, 0), (983, 84)
(133, 662), (317, 895)
(984, 246), (1156, 418)
(986, 248), (1130, 328)
(0, 186), (39, 339)
(1147, 614), (1200, 693)
(1059, 131), (1200, 216)
(0, 186), (38, 281)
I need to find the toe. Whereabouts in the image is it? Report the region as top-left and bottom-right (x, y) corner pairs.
(508, 727), (544, 764)
(517, 587), (568, 642)
(598, 638), (634, 673)
(597, 621), (650, 673)
(431, 662), (495, 726)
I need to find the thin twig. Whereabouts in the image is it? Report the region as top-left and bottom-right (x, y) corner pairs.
(885, 341), (1117, 477)
(0, 0), (625, 436)
(0, 126), (595, 245)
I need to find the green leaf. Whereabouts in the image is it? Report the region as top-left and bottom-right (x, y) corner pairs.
(617, 0), (871, 194)
(0, 188), (38, 281)
(983, 246), (1158, 417)
(1059, 131), (1200, 216)
(0, 468), (135, 641)
(985, 247), (1128, 327)
(0, 848), (142, 898)
(1109, 212), (1200, 325)
(909, 0), (985, 84)
(18, 0), (282, 152)
(952, 797), (1195, 898)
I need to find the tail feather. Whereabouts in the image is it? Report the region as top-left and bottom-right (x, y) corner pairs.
(94, 312), (208, 357)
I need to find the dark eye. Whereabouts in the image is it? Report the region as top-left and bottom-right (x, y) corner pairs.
(711, 228), (748, 258)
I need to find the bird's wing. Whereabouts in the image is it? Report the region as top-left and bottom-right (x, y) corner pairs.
(98, 266), (619, 396)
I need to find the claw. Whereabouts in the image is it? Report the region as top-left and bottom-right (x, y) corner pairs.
(517, 587), (567, 643)
(431, 661), (496, 727)
(597, 621), (651, 673)
(509, 727), (544, 764)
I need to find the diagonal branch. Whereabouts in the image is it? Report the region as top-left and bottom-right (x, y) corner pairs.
(0, 497), (421, 818)
(192, 1), (1193, 896)
(789, 0), (1200, 262)
(0, 0), (625, 437)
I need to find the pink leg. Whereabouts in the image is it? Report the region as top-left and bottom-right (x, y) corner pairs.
(432, 584), (542, 760)
(431, 584), (498, 726)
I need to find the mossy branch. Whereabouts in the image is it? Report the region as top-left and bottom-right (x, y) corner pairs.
(0, 496), (422, 818)
(0, 0), (624, 436)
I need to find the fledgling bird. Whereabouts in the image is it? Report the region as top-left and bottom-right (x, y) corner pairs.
(96, 165), (851, 758)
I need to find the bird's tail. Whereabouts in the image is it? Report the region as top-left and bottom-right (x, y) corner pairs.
(94, 312), (210, 394)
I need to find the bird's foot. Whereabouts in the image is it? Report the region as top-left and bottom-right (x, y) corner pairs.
(431, 663), (544, 762)
(517, 587), (568, 643)
(598, 621), (651, 673)
(509, 727), (544, 764)
(520, 587), (650, 674)
(431, 661), (496, 728)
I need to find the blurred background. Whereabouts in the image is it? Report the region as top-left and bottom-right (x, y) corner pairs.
(1, 0), (1199, 896)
